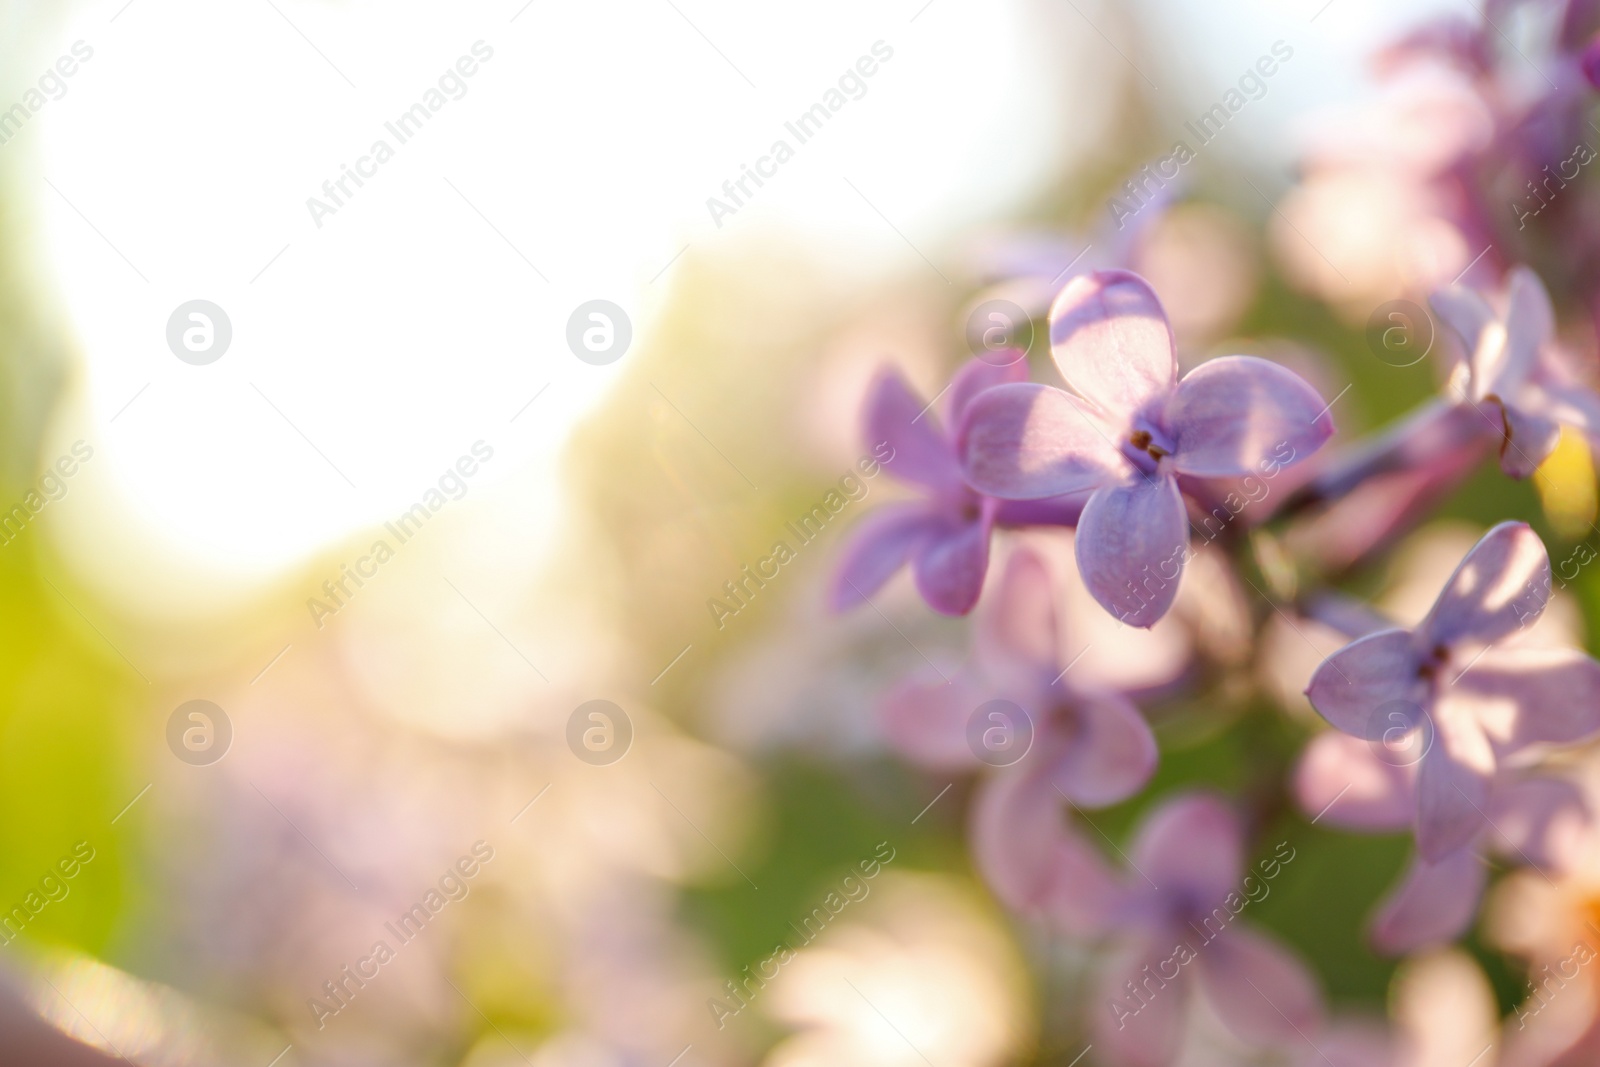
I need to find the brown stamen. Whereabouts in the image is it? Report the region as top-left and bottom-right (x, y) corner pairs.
(1129, 430), (1170, 460)
(1417, 643), (1449, 680)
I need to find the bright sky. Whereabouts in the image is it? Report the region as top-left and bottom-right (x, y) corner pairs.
(10, 0), (1466, 615)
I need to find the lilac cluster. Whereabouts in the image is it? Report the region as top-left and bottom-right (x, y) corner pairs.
(832, 252), (1600, 1062)
(820, 0), (1600, 1058)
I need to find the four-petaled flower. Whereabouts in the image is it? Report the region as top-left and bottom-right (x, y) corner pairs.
(1295, 729), (1584, 955)
(957, 270), (1334, 627)
(1088, 793), (1323, 1067)
(881, 545), (1158, 834)
(1306, 521), (1600, 861)
(832, 356), (1083, 616)
(1431, 266), (1600, 478)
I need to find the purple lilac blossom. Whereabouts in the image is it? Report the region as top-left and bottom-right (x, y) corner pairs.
(956, 269), (1333, 626)
(1296, 729), (1587, 954)
(881, 548), (1158, 914)
(1305, 522), (1600, 862)
(1090, 793), (1323, 1067)
(831, 356), (1085, 616)
(1431, 266), (1600, 476)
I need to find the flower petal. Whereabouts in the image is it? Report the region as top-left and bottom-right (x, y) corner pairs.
(946, 355), (1031, 424)
(1417, 521), (1551, 650)
(879, 673), (984, 769)
(1454, 646), (1600, 755)
(829, 503), (939, 611)
(1074, 474), (1189, 628)
(975, 547), (1060, 678)
(1293, 731), (1414, 831)
(956, 383), (1121, 499)
(1166, 356), (1335, 477)
(970, 770), (1120, 935)
(1049, 688), (1158, 807)
(1494, 398), (1561, 479)
(1369, 848), (1486, 955)
(1093, 936), (1187, 1067)
(1415, 709), (1495, 862)
(863, 365), (961, 490)
(1529, 362), (1600, 437)
(1487, 772), (1588, 873)
(1430, 284), (1495, 357)
(1492, 265), (1554, 396)
(1195, 925), (1323, 1048)
(1129, 792), (1242, 907)
(1049, 269), (1177, 420)
(911, 507), (993, 616)
(1304, 628), (1422, 738)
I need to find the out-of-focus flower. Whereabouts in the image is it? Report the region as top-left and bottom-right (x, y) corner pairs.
(760, 874), (1031, 1067)
(967, 158), (1186, 319)
(1296, 729), (1586, 954)
(1173, 948), (1502, 1067)
(957, 270), (1332, 626)
(1277, 5), (1600, 319)
(1081, 793), (1324, 1067)
(1135, 204), (1259, 348)
(1487, 756), (1600, 1066)
(1306, 522), (1600, 861)
(1274, 64), (1491, 314)
(881, 547), (1157, 923)
(882, 547), (1156, 804)
(831, 358), (1083, 616)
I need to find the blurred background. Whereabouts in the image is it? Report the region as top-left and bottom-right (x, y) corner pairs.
(0, 0), (1577, 1064)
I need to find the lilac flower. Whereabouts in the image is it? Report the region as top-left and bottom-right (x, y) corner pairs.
(831, 357), (1084, 616)
(1281, 268), (1600, 573)
(956, 269), (1334, 626)
(1089, 793), (1323, 1067)
(881, 547), (1158, 883)
(1306, 521), (1600, 862)
(1431, 266), (1600, 477)
(1296, 730), (1586, 954)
